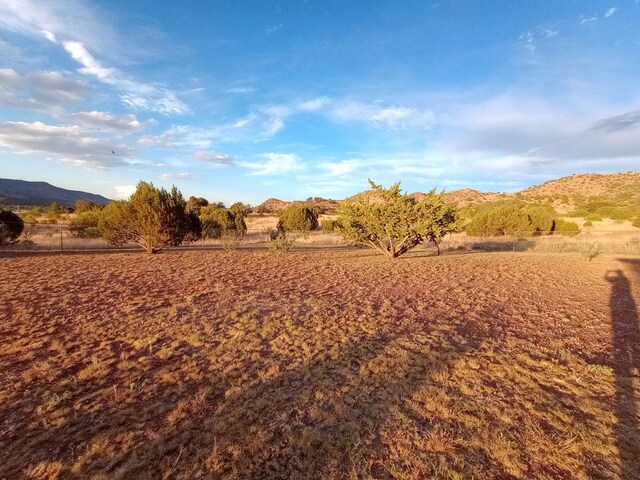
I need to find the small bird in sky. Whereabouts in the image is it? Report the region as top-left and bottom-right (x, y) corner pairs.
(111, 150), (116, 155)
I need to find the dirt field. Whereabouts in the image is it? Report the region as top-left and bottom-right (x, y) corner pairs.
(1, 249), (639, 479)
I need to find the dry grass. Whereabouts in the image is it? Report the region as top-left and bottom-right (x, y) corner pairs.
(1, 250), (639, 479)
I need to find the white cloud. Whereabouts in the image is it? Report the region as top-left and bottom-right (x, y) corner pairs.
(41, 29), (57, 43)
(115, 184), (136, 199)
(330, 101), (435, 130)
(580, 15), (597, 24)
(318, 159), (362, 176)
(160, 172), (192, 180)
(0, 0), (114, 50)
(604, 7), (617, 17)
(193, 151), (234, 165)
(64, 111), (148, 132)
(240, 153), (304, 175)
(0, 68), (89, 112)
(62, 41), (188, 115)
(440, 94), (640, 175)
(0, 120), (130, 168)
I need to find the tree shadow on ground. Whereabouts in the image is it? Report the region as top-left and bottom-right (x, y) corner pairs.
(606, 260), (640, 480)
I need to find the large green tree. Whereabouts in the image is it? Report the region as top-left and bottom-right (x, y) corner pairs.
(98, 182), (199, 253)
(337, 180), (458, 258)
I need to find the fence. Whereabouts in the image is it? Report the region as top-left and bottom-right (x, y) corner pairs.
(1, 222), (639, 256)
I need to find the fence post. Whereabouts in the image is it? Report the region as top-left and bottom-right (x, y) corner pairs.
(60, 224), (63, 252)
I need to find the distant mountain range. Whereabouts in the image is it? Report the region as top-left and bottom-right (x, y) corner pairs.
(0, 179), (111, 206)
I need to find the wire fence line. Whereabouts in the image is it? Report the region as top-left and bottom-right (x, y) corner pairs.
(1, 221), (639, 256)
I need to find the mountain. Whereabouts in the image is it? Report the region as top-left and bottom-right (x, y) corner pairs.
(0, 179), (111, 206)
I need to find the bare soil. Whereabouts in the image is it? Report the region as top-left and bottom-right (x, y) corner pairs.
(1, 250), (639, 479)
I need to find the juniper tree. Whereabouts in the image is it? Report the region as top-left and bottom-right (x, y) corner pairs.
(337, 180), (457, 258)
(98, 181), (198, 253)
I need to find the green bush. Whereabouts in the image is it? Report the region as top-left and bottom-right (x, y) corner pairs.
(69, 211), (101, 238)
(268, 230), (295, 253)
(320, 218), (338, 232)
(277, 204), (318, 236)
(0, 209), (24, 245)
(200, 204), (247, 239)
(553, 219), (580, 236)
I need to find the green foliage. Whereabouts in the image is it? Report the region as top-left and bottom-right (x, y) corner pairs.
(98, 181), (199, 253)
(185, 196), (209, 216)
(277, 204), (319, 235)
(69, 211), (101, 238)
(75, 200), (104, 214)
(321, 218), (339, 232)
(337, 180), (457, 258)
(199, 204), (247, 240)
(552, 219), (580, 236)
(0, 209), (24, 245)
(466, 203), (557, 237)
(268, 230), (295, 253)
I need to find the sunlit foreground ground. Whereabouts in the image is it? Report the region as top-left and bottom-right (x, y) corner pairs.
(1, 249), (639, 479)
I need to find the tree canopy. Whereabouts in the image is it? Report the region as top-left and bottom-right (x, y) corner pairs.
(0, 209), (24, 245)
(98, 182), (199, 253)
(337, 180), (458, 258)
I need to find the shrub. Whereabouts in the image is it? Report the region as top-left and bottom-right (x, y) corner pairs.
(268, 230), (295, 253)
(0, 209), (24, 245)
(69, 211), (101, 238)
(321, 218), (338, 232)
(277, 204), (318, 236)
(98, 182), (199, 253)
(337, 180), (457, 258)
(553, 219), (580, 236)
(585, 213), (602, 222)
(583, 220), (593, 227)
(75, 200), (104, 214)
(200, 204), (247, 240)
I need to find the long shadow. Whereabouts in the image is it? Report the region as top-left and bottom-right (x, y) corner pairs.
(606, 261), (640, 479)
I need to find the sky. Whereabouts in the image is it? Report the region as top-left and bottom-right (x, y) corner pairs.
(0, 0), (639, 205)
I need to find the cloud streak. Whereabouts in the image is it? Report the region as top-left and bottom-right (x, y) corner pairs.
(62, 41), (188, 115)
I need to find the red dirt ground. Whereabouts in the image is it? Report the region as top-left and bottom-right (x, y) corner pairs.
(1, 250), (639, 479)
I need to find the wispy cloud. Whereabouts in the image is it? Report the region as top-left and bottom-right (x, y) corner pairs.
(63, 111), (149, 132)
(62, 41), (188, 115)
(193, 150), (234, 165)
(240, 153), (304, 175)
(580, 15), (597, 24)
(519, 25), (559, 54)
(160, 172), (192, 180)
(265, 24), (282, 36)
(604, 7), (617, 17)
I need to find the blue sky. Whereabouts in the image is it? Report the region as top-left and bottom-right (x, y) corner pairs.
(1, 0), (639, 204)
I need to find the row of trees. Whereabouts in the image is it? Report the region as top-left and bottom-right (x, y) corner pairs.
(91, 180), (459, 258)
(4, 179), (594, 258)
